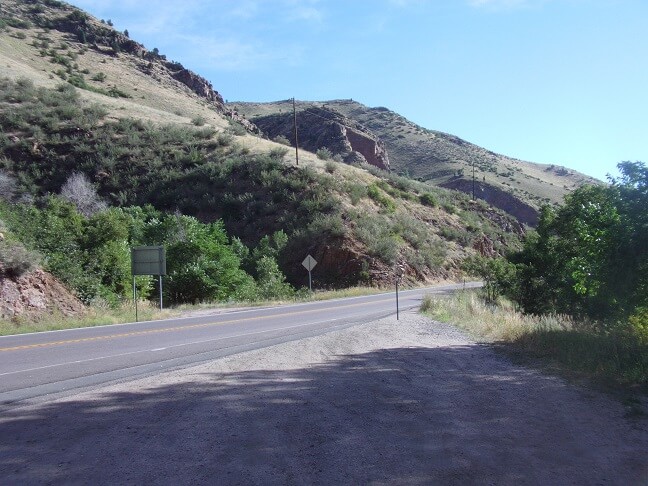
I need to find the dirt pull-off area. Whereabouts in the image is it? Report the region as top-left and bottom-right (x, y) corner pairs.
(1, 313), (646, 484)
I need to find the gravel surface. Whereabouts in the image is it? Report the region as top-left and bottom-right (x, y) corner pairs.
(1, 311), (646, 485)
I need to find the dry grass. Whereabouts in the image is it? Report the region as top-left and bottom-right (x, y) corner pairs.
(0, 301), (177, 336)
(421, 292), (648, 390)
(420, 291), (573, 342)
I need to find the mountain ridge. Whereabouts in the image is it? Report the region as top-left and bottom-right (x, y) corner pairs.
(232, 99), (600, 225)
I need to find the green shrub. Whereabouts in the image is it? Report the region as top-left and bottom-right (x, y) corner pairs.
(422, 241), (447, 269)
(273, 135), (291, 146)
(1, 17), (31, 29)
(67, 74), (88, 89)
(269, 147), (289, 160)
(216, 132), (233, 147)
(628, 307), (648, 345)
(367, 183), (396, 212)
(442, 202), (456, 214)
(347, 183), (367, 205)
(419, 192), (438, 207)
(227, 120), (247, 136)
(307, 213), (346, 238)
(354, 213), (400, 264)
(392, 214), (428, 249)
(107, 86), (131, 98)
(317, 147), (333, 160)
(439, 226), (473, 246)
(156, 216), (251, 303)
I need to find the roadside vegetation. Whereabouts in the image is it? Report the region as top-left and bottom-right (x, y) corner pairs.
(0, 77), (523, 319)
(421, 292), (647, 390)
(0, 300), (173, 336)
(430, 162), (648, 391)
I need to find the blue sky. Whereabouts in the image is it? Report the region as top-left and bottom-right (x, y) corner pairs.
(69, 0), (647, 181)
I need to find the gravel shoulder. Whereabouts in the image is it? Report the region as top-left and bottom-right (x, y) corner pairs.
(1, 312), (646, 485)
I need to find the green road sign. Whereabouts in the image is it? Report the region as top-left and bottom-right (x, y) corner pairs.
(131, 246), (166, 276)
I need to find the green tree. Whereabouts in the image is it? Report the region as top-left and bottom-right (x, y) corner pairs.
(462, 255), (517, 303)
(256, 255), (294, 300)
(83, 209), (132, 300)
(147, 214), (252, 304)
(506, 161), (648, 321)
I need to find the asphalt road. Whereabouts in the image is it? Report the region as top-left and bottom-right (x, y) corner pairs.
(0, 282), (478, 407)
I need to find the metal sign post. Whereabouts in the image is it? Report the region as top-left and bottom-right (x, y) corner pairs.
(396, 279), (400, 320)
(133, 277), (138, 322)
(395, 264), (405, 320)
(302, 254), (317, 292)
(131, 246), (167, 322)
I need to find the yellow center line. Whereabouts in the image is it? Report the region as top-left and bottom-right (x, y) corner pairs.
(0, 297), (394, 352)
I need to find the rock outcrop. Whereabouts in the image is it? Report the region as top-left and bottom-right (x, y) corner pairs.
(0, 269), (85, 320)
(441, 178), (539, 226)
(225, 110), (262, 135)
(170, 68), (225, 107)
(250, 107), (390, 170)
(472, 234), (497, 258)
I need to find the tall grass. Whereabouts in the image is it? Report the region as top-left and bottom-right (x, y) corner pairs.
(421, 292), (648, 388)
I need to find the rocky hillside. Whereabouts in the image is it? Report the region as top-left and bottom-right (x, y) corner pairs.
(239, 102), (390, 170)
(233, 100), (601, 225)
(0, 0), (257, 133)
(0, 0), (530, 315)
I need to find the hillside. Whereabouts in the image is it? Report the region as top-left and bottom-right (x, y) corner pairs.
(233, 100), (600, 225)
(0, 0), (528, 313)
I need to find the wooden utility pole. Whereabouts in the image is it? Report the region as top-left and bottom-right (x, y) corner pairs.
(292, 97), (299, 166)
(472, 160), (475, 200)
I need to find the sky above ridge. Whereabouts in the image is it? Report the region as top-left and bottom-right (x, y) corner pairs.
(69, 0), (647, 181)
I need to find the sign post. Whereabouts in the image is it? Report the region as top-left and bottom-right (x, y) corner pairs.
(395, 264), (405, 320)
(302, 254), (317, 292)
(131, 246), (166, 322)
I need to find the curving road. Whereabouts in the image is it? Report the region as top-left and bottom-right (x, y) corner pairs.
(0, 282), (479, 407)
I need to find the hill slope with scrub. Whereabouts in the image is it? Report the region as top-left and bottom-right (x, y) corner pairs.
(0, 0), (528, 318)
(233, 100), (600, 226)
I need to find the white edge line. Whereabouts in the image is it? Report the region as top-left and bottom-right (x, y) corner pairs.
(0, 314), (353, 377)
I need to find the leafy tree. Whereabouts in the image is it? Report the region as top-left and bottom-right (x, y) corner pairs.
(256, 255), (294, 300)
(83, 209), (132, 300)
(251, 230), (288, 265)
(609, 161), (648, 313)
(462, 255), (517, 303)
(504, 161), (648, 322)
(146, 214), (253, 304)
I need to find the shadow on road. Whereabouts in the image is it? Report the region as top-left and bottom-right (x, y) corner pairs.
(1, 344), (646, 484)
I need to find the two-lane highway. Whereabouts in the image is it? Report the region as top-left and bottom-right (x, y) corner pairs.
(0, 283), (478, 406)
